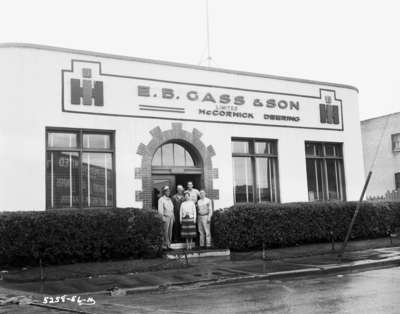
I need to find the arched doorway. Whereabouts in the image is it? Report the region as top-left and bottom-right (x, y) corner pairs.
(151, 141), (203, 208)
(135, 123), (219, 210)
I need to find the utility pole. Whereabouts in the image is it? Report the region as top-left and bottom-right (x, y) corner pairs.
(337, 171), (372, 262)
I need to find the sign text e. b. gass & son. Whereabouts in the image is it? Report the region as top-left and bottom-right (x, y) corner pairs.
(62, 60), (343, 130)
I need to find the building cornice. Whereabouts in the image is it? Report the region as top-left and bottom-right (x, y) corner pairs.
(0, 42), (359, 93)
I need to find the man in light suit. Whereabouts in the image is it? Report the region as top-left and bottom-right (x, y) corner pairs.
(158, 186), (174, 250)
(197, 190), (213, 248)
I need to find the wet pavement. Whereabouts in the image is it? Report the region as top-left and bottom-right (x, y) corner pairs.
(4, 266), (400, 313)
(1, 242), (400, 313)
(1, 246), (400, 296)
(113, 266), (400, 314)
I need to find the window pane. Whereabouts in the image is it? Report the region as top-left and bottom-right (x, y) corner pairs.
(185, 150), (195, 167)
(335, 145), (343, 157)
(306, 158), (325, 201)
(232, 141), (249, 154)
(316, 144), (324, 156)
(305, 143), (315, 156)
(48, 132), (78, 148)
(255, 158), (269, 202)
(393, 134), (400, 151)
(255, 158), (278, 202)
(152, 143), (195, 167)
(325, 144), (335, 156)
(269, 158), (279, 202)
(326, 159), (339, 200)
(336, 159), (345, 199)
(83, 134), (111, 149)
(269, 142), (277, 155)
(46, 151), (80, 208)
(396, 173), (400, 190)
(152, 147), (162, 166)
(232, 157), (253, 203)
(326, 159), (345, 200)
(82, 153), (113, 207)
(173, 144), (185, 167)
(306, 159), (317, 201)
(255, 142), (268, 154)
(161, 144), (174, 166)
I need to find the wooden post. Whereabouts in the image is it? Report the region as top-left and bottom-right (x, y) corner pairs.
(39, 258), (44, 281)
(338, 171), (372, 262)
(262, 243), (266, 260)
(330, 231), (335, 251)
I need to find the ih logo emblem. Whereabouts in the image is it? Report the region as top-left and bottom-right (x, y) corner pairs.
(70, 68), (104, 106)
(319, 95), (339, 125)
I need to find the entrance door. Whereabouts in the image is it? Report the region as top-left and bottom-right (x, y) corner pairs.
(152, 175), (175, 209)
(152, 173), (202, 244)
(151, 142), (203, 209)
(151, 174), (203, 209)
(175, 174), (202, 192)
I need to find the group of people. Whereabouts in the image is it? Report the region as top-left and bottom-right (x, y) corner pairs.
(158, 181), (213, 250)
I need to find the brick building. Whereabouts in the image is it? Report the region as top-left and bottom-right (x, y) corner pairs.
(0, 43), (365, 211)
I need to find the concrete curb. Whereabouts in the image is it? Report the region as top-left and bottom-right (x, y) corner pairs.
(94, 256), (400, 295)
(206, 257), (400, 287)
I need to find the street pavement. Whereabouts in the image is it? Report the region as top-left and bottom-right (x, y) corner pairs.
(92, 266), (400, 314)
(3, 266), (400, 313)
(2, 246), (400, 296)
(1, 241), (400, 313)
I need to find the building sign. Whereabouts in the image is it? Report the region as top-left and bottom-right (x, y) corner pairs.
(62, 60), (344, 130)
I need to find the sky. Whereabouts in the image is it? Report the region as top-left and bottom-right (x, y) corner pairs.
(1, 0), (399, 120)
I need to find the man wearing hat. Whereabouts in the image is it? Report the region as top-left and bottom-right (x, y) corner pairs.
(158, 185), (174, 250)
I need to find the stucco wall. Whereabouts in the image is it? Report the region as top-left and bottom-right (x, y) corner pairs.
(0, 45), (364, 211)
(361, 113), (400, 197)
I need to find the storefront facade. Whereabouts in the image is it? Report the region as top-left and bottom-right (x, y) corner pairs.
(0, 43), (365, 211)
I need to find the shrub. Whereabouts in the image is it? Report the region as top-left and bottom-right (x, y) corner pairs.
(211, 201), (400, 251)
(0, 208), (163, 266)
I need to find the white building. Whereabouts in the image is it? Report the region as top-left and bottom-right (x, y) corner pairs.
(0, 43), (365, 211)
(361, 112), (400, 198)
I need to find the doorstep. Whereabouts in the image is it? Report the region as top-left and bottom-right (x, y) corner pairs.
(165, 248), (231, 260)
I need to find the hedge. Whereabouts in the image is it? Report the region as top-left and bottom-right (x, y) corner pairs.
(211, 201), (400, 251)
(0, 208), (163, 267)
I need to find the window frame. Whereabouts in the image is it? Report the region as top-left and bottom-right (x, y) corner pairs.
(45, 127), (116, 210)
(152, 142), (197, 168)
(392, 133), (400, 152)
(395, 172), (400, 190)
(304, 141), (346, 201)
(231, 137), (280, 204)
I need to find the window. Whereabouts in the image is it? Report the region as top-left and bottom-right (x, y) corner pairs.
(395, 173), (400, 190)
(305, 142), (345, 201)
(232, 138), (279, 203)
(392, 134), (400, 152)
(46, 129), (115, 209)
(152, 143), (195, 167)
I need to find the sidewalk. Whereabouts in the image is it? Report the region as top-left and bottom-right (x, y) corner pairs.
(0, 238), (400, 303)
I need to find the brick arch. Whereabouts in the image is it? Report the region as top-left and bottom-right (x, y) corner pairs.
(135, 122), (219, 209)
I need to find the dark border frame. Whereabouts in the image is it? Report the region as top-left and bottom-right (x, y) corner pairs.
(45, 126), (116, 210)
(61, 59), (345, 131)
